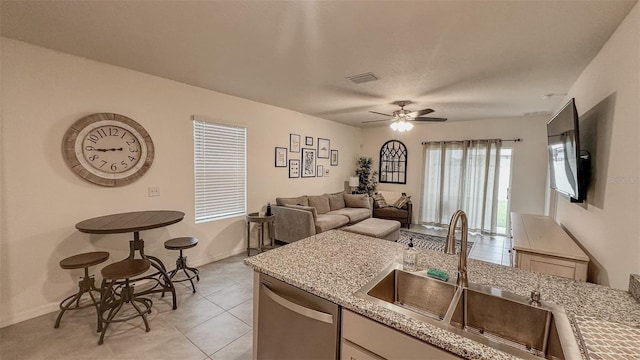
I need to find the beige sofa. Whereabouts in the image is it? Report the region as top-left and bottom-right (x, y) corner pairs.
(272, 192), (373, 243)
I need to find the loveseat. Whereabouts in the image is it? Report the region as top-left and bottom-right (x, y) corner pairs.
(272, 192), (373, 243)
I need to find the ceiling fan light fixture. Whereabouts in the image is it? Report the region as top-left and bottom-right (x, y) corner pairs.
(390, 119), (413, 132)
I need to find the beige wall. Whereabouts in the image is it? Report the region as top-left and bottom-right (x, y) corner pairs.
(361, 115), (549, 224)
(551, 4), (639, 289)
(0, 38), (361, 327)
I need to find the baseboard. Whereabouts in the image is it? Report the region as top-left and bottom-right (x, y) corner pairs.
(0, 247), (247, 329)
(0, 301), (60, 329)
(190, 247), (246, 267)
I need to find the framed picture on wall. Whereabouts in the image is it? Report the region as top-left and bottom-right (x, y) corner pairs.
(290, 133), (300, 153)
(330, 150), (338, 166)
(275, 147), (287, 167)
(317, 138), (330, 159)
(301, 148), (316, 177)
(305, 136), (313, 146)
(289, 159), (300, 178)
(317, 165), (324, 177)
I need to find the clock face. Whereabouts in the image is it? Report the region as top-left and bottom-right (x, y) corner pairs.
(63, 113), (154, 186)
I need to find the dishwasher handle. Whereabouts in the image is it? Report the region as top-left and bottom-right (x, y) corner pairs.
(261, 283), (334, 324)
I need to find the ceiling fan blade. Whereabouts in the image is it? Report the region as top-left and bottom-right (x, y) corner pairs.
(362, 118), (393, 124)
(369, 111), (393, 117)
(408, 108), (434, 117)
(413, 116), (448, 122)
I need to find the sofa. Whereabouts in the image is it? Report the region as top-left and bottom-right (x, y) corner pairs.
(272, 192), (373, 243)
(372, 191), (412, 228)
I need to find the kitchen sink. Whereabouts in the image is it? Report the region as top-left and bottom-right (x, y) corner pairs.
(365, 268), (457, 321)
(355, 264), (581, 359)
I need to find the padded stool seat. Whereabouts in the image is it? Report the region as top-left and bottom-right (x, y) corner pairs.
(98, 259), (152, 345)
(164, 237), (200, 293)
(54, 251), (110, 331)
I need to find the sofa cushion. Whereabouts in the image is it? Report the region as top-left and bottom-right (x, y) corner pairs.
(344, 194), (371, 209)
(284, 204), (318, 222)
(327, 192), (346, 211)
(308, 194), (331, 214)
(276, 195), (309, 207)
(327, 208), (370, 224)
(314, 214), (350, 233)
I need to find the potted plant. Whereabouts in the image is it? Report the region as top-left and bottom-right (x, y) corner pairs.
(354, 157), (378, 196)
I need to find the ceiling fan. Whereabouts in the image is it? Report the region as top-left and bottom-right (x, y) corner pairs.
(362, 101), (447, 131)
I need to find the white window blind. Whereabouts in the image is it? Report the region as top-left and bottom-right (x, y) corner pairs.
(193, 120), (246, 223)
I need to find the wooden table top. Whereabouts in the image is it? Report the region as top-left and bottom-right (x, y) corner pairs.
(76, 210), (185, 234)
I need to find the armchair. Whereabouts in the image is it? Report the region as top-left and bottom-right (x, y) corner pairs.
(372, 191), (412, 229)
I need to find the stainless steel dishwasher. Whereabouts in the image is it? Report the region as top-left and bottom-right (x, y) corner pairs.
(257, 273), (340, 359)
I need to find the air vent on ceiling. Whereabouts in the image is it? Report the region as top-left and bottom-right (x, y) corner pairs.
(346, 72), (379, 84)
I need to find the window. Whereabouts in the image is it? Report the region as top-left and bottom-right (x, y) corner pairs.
(193, 120), (246, 223)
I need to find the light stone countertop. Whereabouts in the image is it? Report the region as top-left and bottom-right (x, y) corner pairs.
(244, 230), (640, 360)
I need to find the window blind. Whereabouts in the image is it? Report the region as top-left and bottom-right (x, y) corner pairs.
(193, 120), (246, 223)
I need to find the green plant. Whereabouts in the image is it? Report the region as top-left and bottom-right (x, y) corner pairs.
(355, 157), (378, 196)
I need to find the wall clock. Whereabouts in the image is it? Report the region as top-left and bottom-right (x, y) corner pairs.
(62, 113), (154, 187)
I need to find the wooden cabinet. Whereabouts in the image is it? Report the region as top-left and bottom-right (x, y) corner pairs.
(341, 309), (461, 360)
(510, 212), (589, 281)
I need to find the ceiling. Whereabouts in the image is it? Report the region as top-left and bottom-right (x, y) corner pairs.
(1, 1), (636, 127)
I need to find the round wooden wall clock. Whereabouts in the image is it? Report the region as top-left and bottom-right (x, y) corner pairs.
(62, 113), (154, 187)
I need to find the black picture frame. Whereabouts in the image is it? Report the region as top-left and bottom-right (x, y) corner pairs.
(275, 147), (287, 167)
(305, 136), (313, 146)
(330, 149), (338, 166)
(317, 165), (324, 177)
(290, 133), (300, 153)
(301, 148), (316, 177)
(289, 159), (300, 178)
(317, 138), (330, 159)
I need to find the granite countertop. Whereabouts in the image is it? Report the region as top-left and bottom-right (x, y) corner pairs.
(244, 230), (640, 360)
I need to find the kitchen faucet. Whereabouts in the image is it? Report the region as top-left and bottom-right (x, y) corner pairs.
(444, 210), (469, 287)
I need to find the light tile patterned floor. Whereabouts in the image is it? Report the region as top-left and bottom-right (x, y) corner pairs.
(0, 254), (254, 360)
(0, 226), (510, 360)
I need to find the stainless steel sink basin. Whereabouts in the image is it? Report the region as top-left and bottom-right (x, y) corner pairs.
(446, 285), (575, 359)
(355, 264), (581, 359)
(365, 268), (457, 321)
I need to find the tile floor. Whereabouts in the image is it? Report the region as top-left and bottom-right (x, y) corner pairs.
(0, 226), (511, 360)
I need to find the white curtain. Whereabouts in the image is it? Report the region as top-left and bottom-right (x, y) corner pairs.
(420, 139), (502, 234)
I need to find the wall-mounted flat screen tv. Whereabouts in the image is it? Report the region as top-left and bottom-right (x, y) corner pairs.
(547, 98), (589, 202)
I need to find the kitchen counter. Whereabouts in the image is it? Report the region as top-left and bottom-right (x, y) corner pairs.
(244, 230), (640, 359)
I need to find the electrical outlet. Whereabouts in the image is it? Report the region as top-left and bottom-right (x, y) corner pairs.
(148, 186), (160, 197)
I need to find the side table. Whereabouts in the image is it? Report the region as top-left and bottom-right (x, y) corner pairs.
(246, 212), (275, 256)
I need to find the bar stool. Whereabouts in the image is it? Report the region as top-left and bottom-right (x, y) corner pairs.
(164, 237), (200, 293)
(98, 259), (153, 345)
(54, 251), (110, 331)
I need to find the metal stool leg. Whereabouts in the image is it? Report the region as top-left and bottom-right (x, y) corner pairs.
(54, 267), (102, 331)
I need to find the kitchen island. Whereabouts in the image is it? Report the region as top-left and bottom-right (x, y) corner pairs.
(244, 230), (640, 359)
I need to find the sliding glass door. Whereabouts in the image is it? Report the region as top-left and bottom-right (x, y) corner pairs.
(420, 140), (513, 235)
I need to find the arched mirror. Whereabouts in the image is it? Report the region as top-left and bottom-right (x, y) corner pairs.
(379, 140), (407, 184)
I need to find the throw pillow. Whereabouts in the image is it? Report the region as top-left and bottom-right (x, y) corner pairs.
(308, 195), (331, 214)
(372, 193), (389, 207)
(394, 195), (411, 209)
(284, 204), (318, 222)
(327, 192), (346, 211)
(276, 196), (309, 207)
(344, 193), (371, 209)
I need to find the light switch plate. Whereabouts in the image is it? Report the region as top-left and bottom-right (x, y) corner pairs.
(148, 186), (160, 197)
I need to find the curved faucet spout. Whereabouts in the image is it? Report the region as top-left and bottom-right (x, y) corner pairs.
(445, 210), (469, 288)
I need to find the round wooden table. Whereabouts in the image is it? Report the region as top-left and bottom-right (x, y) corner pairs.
(76, 210), (185, 310)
